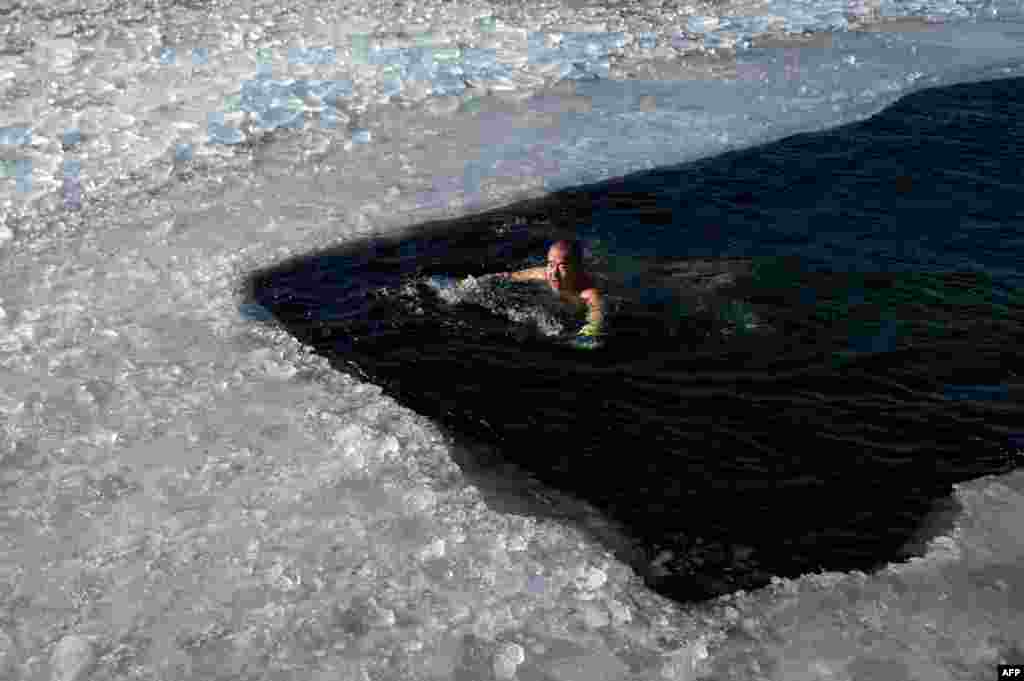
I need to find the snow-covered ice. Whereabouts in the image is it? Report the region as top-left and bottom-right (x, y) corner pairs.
(1, 0), (1023, 678)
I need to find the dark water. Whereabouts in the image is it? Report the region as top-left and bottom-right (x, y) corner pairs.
(244, 76), (1024, 603)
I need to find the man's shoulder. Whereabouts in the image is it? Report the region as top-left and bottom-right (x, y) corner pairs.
(579, 284), (602, 304)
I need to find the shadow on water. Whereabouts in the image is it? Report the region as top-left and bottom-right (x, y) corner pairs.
(242, 76), (1024, 603)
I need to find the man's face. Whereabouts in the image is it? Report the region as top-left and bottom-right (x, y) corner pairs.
(546, 246), (576, 291)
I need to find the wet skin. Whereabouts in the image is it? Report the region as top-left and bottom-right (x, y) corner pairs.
(498, 243), (604, 335)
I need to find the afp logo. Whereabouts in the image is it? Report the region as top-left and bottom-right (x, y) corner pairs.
(1000, 666), (1024, 678)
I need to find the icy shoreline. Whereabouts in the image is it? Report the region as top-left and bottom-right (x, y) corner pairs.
(0, 0), (1012, 228)
(1, 0), (1023, 678)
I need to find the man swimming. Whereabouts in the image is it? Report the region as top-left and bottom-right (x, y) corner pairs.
(497, 239), (605, 347)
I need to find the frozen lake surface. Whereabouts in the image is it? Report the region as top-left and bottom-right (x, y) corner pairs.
(1, 0), (1024, 679)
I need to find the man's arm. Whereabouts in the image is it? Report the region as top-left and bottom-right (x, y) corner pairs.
(568, 288), (605, 349)
(578, 288), (604, 337)
(498, 267), (546, 282)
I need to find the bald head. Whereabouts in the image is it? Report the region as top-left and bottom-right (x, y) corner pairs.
(548, 240), (583, 266)
(545, 239), (586, 293)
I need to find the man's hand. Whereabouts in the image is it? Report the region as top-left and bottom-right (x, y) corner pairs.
(571, 320), (604, 350)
